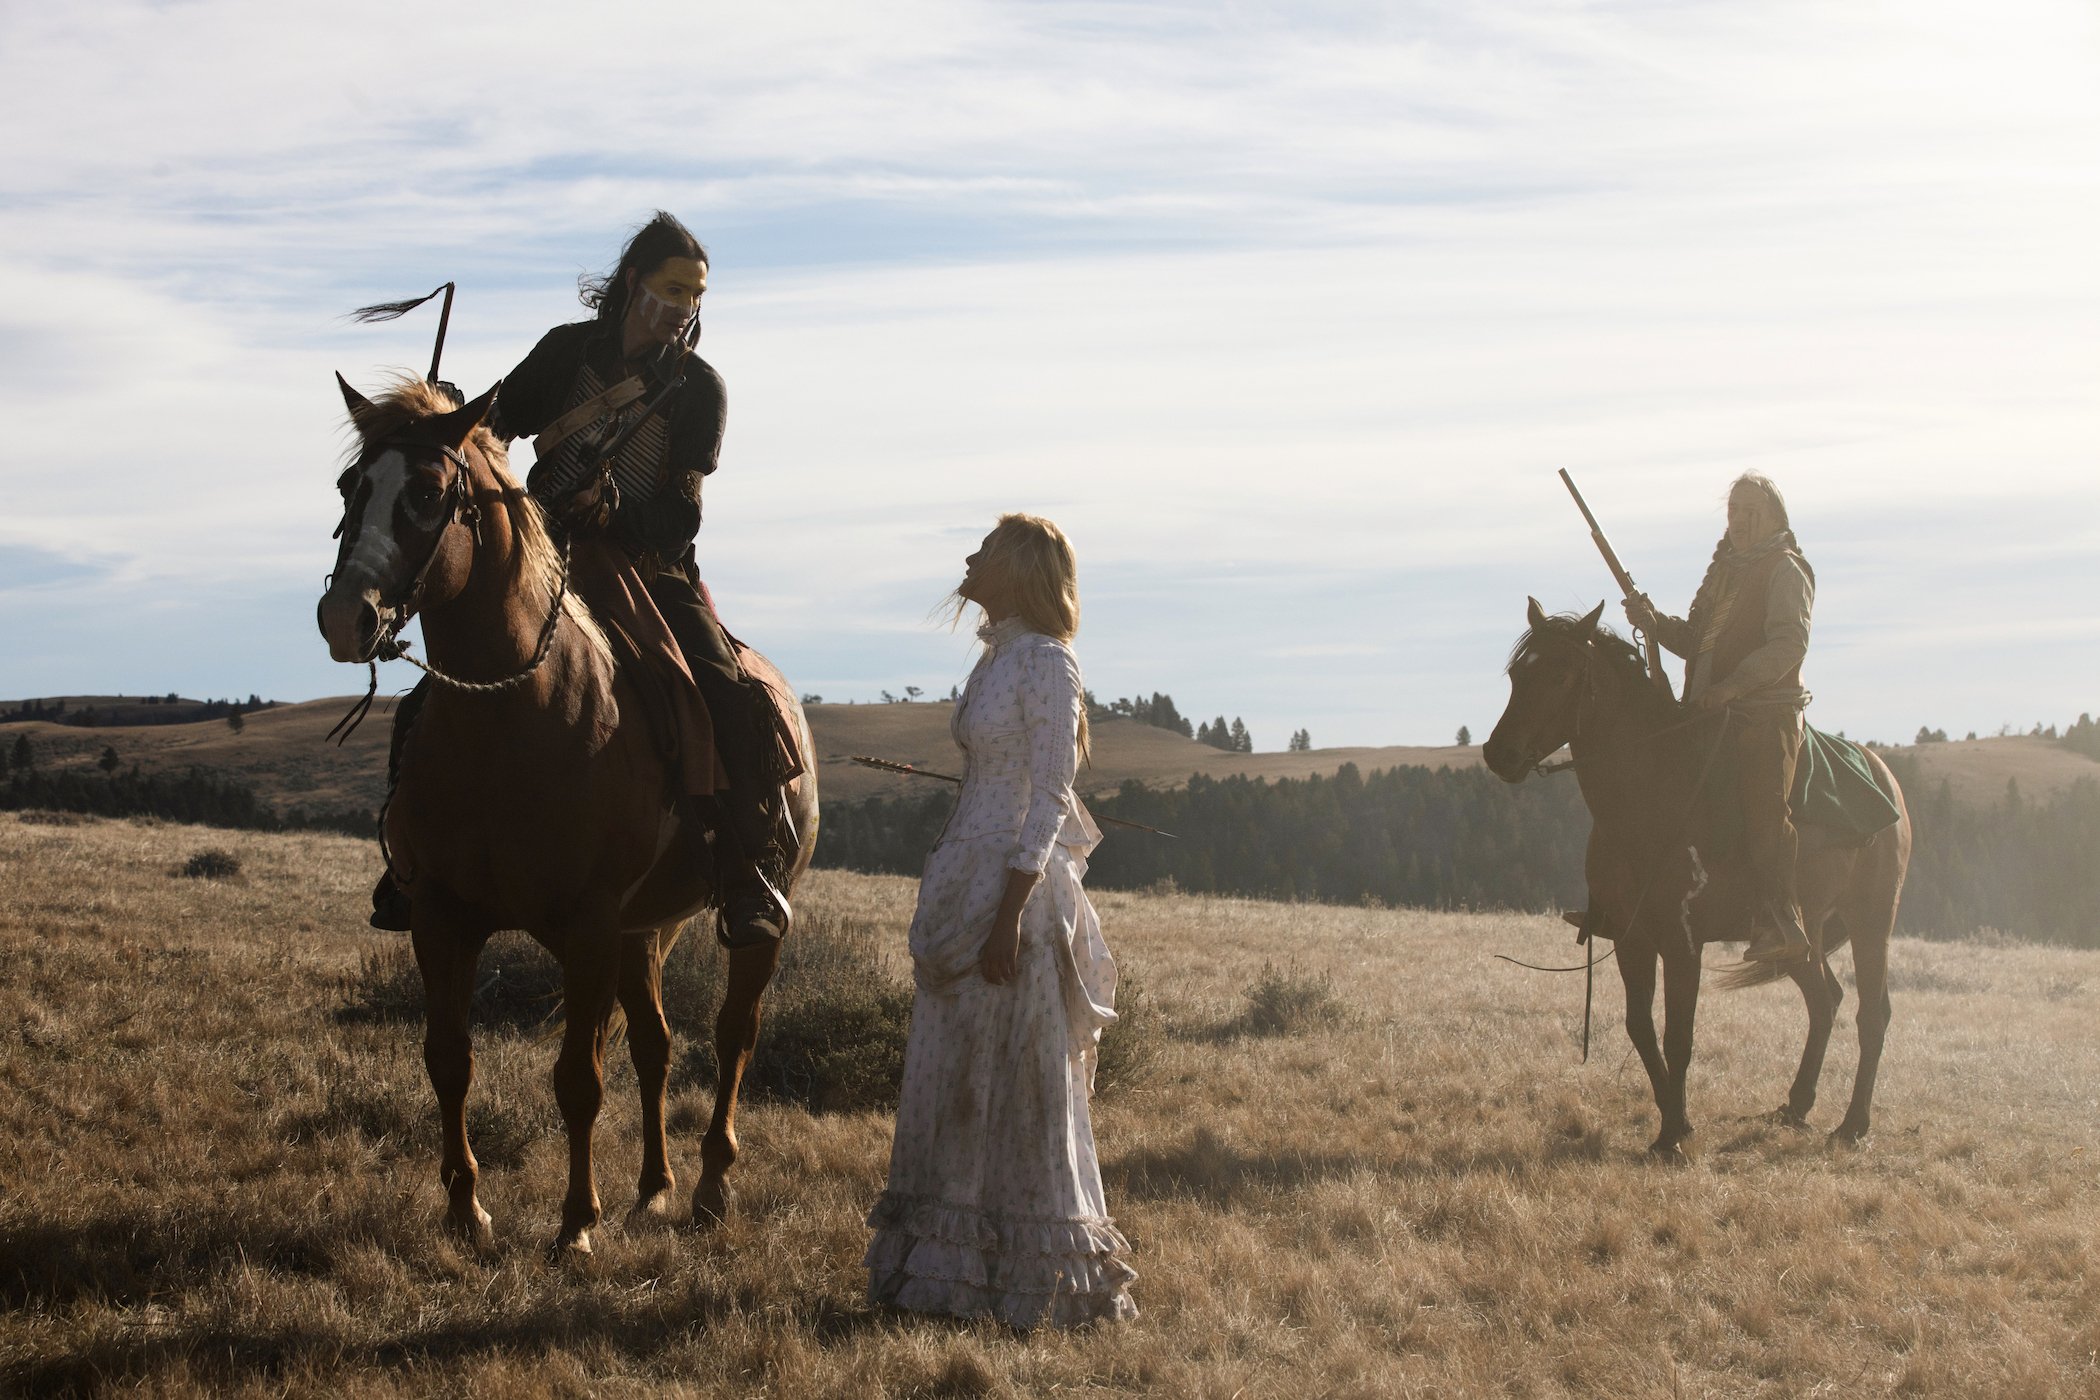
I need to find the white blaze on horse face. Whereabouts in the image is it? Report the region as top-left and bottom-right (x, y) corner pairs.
(340, 449), (412, 593)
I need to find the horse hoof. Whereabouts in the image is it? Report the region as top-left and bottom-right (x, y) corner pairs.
(628, 1189), (676, 1228)
(445, 1203), (495, 1251)
(546, 1229), (593, 1263)
(1775, 1106), (1813, 1131)
(1830, 1123), (1869, 1148)
(691, 1178), (732, 1229)
(1647, 1137), (1693, 1164)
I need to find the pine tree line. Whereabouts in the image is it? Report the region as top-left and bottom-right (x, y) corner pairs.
(1, 767), (370, 837)
(1880, 756), (2100, 945)
(816, 763), (1589, 912)
(0, 694), (276, 729)
(1092, 692), (1195, 738)
(814, 758), (2100, 946)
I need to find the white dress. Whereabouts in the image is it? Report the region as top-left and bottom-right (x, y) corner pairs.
(864, 616), (1138, 1329)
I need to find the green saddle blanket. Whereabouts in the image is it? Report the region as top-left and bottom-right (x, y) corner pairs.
(1703, 722), (1901, 850)
(1792, 725), (1902, 840)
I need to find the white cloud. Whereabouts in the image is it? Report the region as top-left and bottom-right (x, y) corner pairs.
(0, 0), (2094, 740)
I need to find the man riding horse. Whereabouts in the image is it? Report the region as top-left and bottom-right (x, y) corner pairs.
(371, 211), (792, 948)
(1625, 471), (1814, 963)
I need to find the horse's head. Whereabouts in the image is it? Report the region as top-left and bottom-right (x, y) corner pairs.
(317, 375), (500, 664)
(1482, 596), (1604, 783)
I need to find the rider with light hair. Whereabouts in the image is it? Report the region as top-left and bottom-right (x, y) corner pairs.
(1626, 472), (1815, 963)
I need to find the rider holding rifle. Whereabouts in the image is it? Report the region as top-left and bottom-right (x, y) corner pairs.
(1624, 471), (1815, 963)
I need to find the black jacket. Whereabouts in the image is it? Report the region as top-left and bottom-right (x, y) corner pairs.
(491, 320), (727, 560)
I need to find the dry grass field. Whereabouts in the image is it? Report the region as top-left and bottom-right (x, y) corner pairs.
(4, 812), (2099, 1397)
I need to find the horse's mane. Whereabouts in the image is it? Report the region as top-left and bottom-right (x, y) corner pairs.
(1507, 610), (1656, 692)
(348, 375), (608, 660)
(341, 375), (503, 459)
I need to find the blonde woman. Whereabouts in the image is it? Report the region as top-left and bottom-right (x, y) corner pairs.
(865, 514), (1137, 1329)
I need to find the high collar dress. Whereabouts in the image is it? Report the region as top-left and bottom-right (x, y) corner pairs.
(864, 617), (1138, 1329)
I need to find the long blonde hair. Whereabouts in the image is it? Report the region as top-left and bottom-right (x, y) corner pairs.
(955, 512), (1089, 762)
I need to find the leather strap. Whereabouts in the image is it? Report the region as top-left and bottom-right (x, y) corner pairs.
(534, 374), (647, 460)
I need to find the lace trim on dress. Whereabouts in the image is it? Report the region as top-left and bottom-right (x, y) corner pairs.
(976, 615), (1034, 649)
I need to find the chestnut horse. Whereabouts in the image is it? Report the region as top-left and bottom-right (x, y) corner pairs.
(317, 376), (818, 1254)
(1483, 600), (1908, 1154)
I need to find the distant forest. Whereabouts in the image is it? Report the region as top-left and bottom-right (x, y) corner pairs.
(1, 695), (278, 728)
(818, 763), (1590, 912)
(0, 766), (368, 837)
(818, 754), (2100, 948)
(5, 707), (2096, 947)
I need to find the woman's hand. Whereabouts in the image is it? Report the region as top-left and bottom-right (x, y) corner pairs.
(980, 867), (1041, 985)
(979, 915), (1021, 984)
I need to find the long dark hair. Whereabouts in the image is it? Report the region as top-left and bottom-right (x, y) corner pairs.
(579, 211), (707, 326)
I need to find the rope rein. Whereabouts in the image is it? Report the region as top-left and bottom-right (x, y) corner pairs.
(391, 531), (572, 694)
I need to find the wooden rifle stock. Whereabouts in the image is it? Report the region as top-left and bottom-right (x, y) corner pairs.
(1557, 470), (1671, 696)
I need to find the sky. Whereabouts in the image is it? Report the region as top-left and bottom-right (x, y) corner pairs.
(1, 0), (2095, 748)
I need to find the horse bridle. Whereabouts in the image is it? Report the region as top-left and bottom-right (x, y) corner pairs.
(331, 439), (483, 650)
(323, 435), (571, 747)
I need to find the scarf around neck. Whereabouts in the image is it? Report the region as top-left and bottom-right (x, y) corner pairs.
(1686, 527), (1809, 656)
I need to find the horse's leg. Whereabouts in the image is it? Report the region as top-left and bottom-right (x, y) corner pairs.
(617, 929), (677, 1224)
(1655, 942), (1701, 1156)
(695, 936), (783, 1227)
(1777, 952), (1836, 1127)
(1834, 895), (1894, 1145)
(1616, 942), (1672, 1147)
(413, 919), (493, 1247)
(550, 918), (622, 1257)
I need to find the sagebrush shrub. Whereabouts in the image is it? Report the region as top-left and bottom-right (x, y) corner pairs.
(338, 933), (565, 1031)
(1233, 960), (1350, 1037)
(1094, 962), (1162, 1094)
(178, 849), (242, 879)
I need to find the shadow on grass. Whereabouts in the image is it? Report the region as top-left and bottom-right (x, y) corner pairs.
(1106, 1129), (1373, 1206)
(1, 1210), (339, 1314)
(6, 1288), (891, 1397)
(1107, 1123), (1617, 1206)
(2, 1211), (892, 1395)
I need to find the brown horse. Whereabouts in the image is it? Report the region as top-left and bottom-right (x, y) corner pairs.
(316, 376), (818, 1254)
(1483, 599), (1908, 1154)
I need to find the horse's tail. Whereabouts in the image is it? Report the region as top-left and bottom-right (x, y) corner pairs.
(1712, 958), (1794, 992)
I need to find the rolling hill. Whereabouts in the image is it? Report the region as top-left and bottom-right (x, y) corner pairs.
(3, 695), (2093, 816)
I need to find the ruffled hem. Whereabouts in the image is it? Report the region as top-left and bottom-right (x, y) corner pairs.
(864, 1192), (1137, 1331)
(866, 1192), (1130, 1255)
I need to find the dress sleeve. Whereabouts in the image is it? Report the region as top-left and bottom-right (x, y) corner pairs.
(1011, 640), (1084, 874)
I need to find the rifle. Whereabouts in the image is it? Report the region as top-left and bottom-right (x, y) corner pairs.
(1557, 469), (1672, 696)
